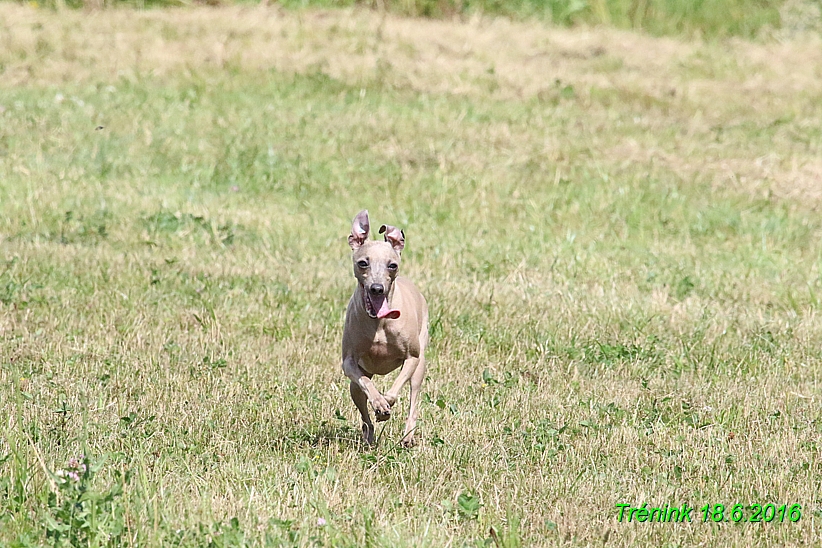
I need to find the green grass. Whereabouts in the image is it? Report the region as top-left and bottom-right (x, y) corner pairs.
(280, 0), (784, 38)
(15, 0), (788, 39)
(2, 3), (822, 546)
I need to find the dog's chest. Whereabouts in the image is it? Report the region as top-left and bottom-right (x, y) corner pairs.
(361, 326), (406, 370)
(367, 329), (403, 358)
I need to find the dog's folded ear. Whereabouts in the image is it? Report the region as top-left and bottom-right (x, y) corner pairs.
(379, 224), (405, 253)
(349, 210), (370, 250)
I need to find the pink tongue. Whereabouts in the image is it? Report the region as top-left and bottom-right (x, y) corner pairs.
(374, 295), (401, 319)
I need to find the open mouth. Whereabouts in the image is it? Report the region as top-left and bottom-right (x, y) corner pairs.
(361, 285), (401, 320)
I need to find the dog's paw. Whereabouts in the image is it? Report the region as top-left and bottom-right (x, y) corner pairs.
(400, 435), (416, 448)
(372, 396), (392, 421)
(374, 407), (391, 422)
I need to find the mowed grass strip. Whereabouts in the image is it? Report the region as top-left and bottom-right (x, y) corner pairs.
(1, 4), (822, 547)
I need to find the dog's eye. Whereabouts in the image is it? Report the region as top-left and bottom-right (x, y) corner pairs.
(357, 260), (369, 268)
(387, 263), (398, 271)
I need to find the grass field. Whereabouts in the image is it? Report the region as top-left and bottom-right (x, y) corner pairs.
(21, 0), (790, 40)
(2, 3), (822, 546)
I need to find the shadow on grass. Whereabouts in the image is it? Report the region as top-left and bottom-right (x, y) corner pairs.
(272, 420), (365, 450)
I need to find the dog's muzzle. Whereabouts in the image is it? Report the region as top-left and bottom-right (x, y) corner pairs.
(361, 283), (400, 319)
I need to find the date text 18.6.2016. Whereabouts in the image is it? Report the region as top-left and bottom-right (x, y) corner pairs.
(616, 503), (802, 523)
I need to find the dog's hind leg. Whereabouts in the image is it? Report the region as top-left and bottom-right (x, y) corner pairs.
(349, 380), (375, 445)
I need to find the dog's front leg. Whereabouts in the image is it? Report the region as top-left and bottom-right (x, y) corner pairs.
(401, 356), (426, 447)
(383, 356), (419, 407)
(342, 356), (392, 423)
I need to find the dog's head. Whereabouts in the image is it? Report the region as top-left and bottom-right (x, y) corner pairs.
(348, 209), (404, 319)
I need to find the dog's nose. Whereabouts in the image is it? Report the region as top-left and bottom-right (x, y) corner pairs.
(369, 283), (385, 295)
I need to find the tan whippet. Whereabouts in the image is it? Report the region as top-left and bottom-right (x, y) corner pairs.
(342, 210), (429, 447)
